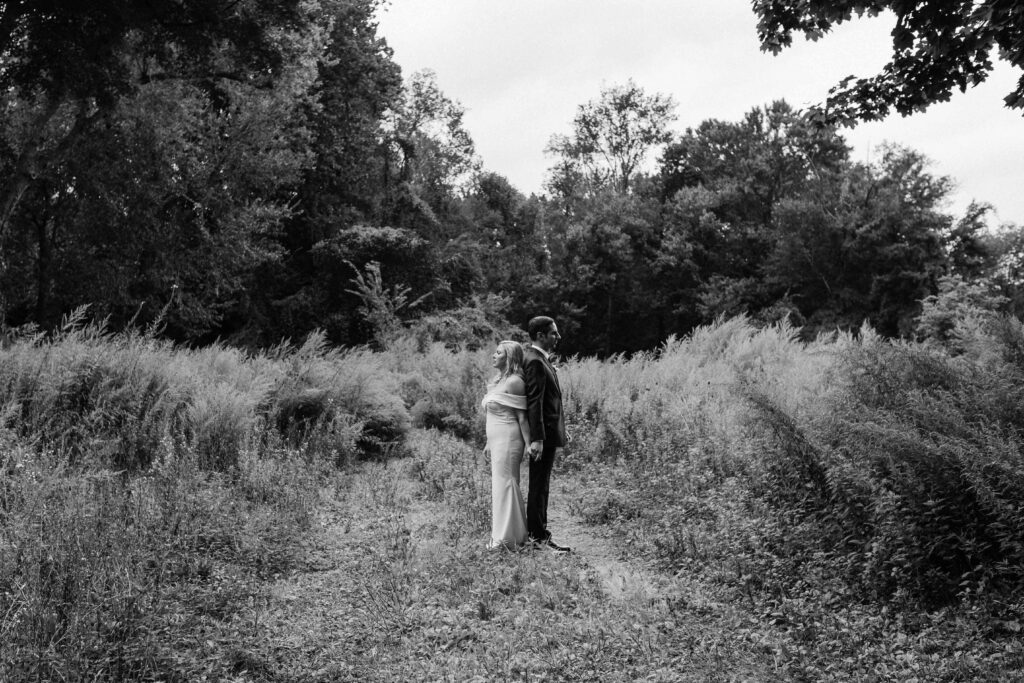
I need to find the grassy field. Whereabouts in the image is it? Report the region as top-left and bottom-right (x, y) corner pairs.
(3, 313), (1024, 680)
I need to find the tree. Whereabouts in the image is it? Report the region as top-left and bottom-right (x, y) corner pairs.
(565, 192), (666, 353)
(753, 1), (1024, 123)
(944, 202), (1002, 281)
(655, 103), (960, 337)
(0, 1), (348, 337)
(546, 80), (676, 196)
(288, 0), (403, 250)
(973, 222), (1024, 319)
(658, 101), (849, 320)
(660, 100), (848, 222)
(0, 0), (308, 246)
(384, 69), (480, 226)
(0, 1), (304, 97)
(0, 64), (315, 338)
(762, 145), (953, 335)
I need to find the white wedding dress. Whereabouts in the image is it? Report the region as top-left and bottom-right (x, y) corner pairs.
(482, 389), (528, 549)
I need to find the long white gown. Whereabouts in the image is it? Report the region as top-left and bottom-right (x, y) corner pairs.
(482, 389), (528, 549)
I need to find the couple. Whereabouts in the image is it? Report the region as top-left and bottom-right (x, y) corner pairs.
(481, 316), (570, 553)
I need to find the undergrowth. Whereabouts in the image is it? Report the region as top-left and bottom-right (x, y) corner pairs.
(561, 315), (1024, 681)
(7, 310), (1024, 680)
(0, 314), (405, 680)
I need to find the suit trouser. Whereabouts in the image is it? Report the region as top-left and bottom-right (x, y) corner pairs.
(527, 443), (556, 541)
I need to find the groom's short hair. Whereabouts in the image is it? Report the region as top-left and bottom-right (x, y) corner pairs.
(528, 316), (555, 340)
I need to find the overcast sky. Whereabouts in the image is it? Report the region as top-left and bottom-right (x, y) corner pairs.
(376, 0), (1023, 226)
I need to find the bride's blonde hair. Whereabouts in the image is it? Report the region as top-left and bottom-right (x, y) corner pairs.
(491, 340), (525, 385)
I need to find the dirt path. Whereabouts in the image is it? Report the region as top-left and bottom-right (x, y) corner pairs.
(547, 479), (675, 603)
(225, 436), (1019, 681)
(242, 455), (770, 681)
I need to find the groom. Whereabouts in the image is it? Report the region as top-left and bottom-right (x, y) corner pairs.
(523, 316), (570, 553)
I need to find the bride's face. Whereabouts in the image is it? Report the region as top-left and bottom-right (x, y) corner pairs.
(491, 346), (507, 371)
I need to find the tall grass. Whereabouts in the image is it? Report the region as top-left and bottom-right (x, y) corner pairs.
(6, 309), (1024, 678)
(560, 315), (1024, 606)
(556, 314), (1024, 678)
(383, 336), (493, 443)
(0, 317), (412, 679)
(404, 427), (490, 540)
(747, 322), (1024, 604)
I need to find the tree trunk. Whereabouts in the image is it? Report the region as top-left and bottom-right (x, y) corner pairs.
(0, 98), (62, 244)
(34, 215), (54, 322)
(604, 281), (615, 357)
(0, 99), (93, 247)
(0, 174), (32, 245)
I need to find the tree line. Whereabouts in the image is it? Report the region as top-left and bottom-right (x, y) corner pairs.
(1, 0), (1022, 356)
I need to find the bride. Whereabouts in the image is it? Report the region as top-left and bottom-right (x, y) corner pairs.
(481, 340), (532, 550)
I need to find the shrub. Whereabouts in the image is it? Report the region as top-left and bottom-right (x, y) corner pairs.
(404, 295), (523, 352)
(915, 275), (1007, 351)
(0, 320), (191, 470)
(386, 338), (491, 445)
(265, 331), (410, 460)
(746, 327), (1024, 604)
(558, 314), (1024, 608)
(0, 317), (416, 678)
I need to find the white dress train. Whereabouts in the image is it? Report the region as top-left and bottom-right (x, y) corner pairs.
(482, 390), (528, 549)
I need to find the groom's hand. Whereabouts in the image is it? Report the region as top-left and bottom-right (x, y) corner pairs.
(528, 440), (543, 460)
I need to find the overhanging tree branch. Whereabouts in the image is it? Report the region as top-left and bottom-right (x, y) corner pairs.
(753, 0), (1024, 124)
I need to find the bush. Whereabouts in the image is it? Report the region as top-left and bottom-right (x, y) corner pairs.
(404, 295), (523, 352)
(0, 321), (359, 679)
(558, 314), (1024, 609)
(264, 331), (410, 460)
(386, 338), (491, 445)
(0, 320), (190, 470)
(746, 326), (1024, 604)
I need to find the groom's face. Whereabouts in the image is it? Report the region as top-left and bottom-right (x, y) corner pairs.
(536, 323), (561, 352)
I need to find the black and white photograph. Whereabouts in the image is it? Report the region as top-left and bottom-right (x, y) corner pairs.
(2, 1), (1024, 680)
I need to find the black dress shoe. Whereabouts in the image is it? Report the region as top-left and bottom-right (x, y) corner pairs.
(544, 539), (571, 553)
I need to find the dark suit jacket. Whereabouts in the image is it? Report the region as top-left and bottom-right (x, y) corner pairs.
(523, 346), (566, 447)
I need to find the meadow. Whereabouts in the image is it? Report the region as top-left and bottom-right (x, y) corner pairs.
(3, 310), (1024, 681)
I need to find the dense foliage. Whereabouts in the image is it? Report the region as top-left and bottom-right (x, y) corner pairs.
(753, 0), (1024, 122)
(7, 315), (1024, 679)
(561, 315), (1024, 679)
(1, 1), (1023, 358)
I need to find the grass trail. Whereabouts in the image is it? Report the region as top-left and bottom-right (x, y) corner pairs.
(238, 430), (781, 682)
(551, 478), (700, 606)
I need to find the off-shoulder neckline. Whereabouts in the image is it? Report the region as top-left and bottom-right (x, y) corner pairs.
(490, 377), (525, 395)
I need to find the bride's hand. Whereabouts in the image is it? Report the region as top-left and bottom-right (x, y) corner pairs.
(483, 445), (491, 460)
